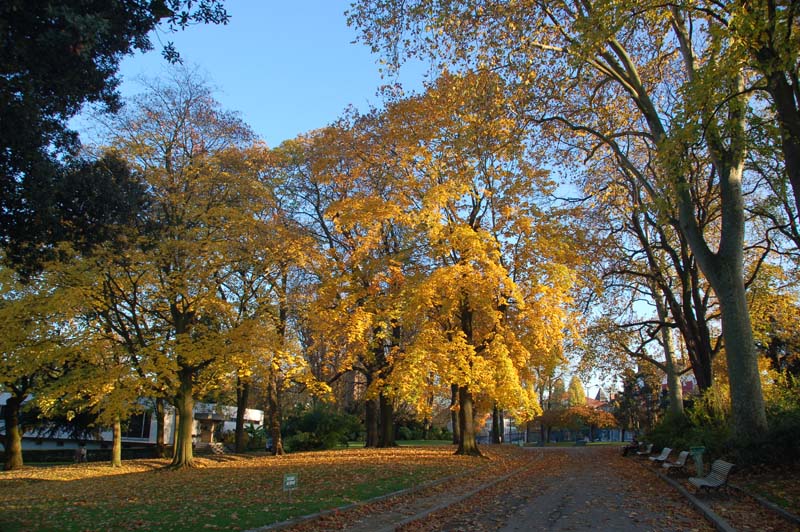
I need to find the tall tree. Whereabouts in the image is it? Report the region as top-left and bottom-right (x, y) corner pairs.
(0, 265), (70, 470)
(274, 118), (413, 449)
(567, 376), (586, 407)
(0, 1), (228, 268)
(383, 72), (570, 455)
(734, 0), (800, 224)
(95, 69), (267, 468)
(351, 0), (769, 441)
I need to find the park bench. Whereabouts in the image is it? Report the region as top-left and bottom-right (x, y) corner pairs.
(635, 443), (653, 457)
(648, 447), (672, 464)
(662, 450), (690, 473)
(689, 459), (735, 493)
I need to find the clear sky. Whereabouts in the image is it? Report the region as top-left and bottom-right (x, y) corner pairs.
(114, 1), (428, 147)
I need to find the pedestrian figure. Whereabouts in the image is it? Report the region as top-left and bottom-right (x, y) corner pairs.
(622, 437), (640, 456)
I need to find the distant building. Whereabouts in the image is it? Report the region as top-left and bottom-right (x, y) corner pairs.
(660, 373), (697, 396)
(0, 393), (263, 452)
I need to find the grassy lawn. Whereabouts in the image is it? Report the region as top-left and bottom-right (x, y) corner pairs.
(0, 446), (487, 531)
(396, 439), (453, 447)
(530, 441), (625, 447)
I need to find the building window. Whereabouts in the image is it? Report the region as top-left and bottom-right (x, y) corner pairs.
(122, 412), (152, 439)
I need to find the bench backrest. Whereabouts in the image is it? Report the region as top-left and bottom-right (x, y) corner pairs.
(707, 459), (735, 483)
(674, 450), (689, 465)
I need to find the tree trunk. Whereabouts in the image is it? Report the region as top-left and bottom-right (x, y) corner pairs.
(3, 394), (24, 471)
(235, 377), (249, 453)
(172, 410), (179, 458)
(269, 271), (288, 457)
(491, 404), (501, 444)
(653, 285), (685, 417)
(111, 414), (122, 467)
(455, 385), (481, 456)
(450, 384), (460, 445)
(677, 256), (715, 391)
(717, 267), (769, 440)
(668, 23), (768, 441)
(378, 391), (396, 447)
(766, 70), (800, 221)
(365, 396), (379, 447)
(267, 369), (284, 455)
(171, 368), (195, 468)
(676, 153), (768, 440)
(155, 397), (166, 458)
(662, 333), (685, 418)
(682, 311), (714, 391)
(422, 391), (434, 440)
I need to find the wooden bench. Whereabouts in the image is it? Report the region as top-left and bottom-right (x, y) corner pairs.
(662, 450), (689, 473)
(636, 443), (653, 457)
(649, 447), (672, 464)
(689, 459), (735, 493)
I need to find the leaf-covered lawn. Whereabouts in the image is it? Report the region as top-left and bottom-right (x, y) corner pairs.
(0, 447), (483, 531)
(736, 462), (800, 512)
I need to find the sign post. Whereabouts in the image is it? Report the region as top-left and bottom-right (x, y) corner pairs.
(283, 473), (298, 501)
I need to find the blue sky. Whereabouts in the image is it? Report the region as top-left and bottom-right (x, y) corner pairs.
(114, 1), (428, 147)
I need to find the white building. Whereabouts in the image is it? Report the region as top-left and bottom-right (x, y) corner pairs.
(0, 393), (264, 452)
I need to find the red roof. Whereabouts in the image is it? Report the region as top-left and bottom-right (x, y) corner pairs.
(585, 397), (605, 409)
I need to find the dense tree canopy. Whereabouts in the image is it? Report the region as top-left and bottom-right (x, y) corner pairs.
(349, 0), (777, 442)
(0, 0), (228, 270)
(3, 2), (800, 473)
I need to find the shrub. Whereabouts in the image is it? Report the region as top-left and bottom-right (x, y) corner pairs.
(426, 426), (452, 440)
(245, 423), (267, 451)
(282, 404), (362, 453)
(646, 377), (800, 465)
(645, 396), (732, 459)
(753, 375), (800, 464)
(397, 426), (414, 440)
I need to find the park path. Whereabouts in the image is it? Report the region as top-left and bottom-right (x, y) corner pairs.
(283, 446), (712, 532)
(403, 447), (713, 532)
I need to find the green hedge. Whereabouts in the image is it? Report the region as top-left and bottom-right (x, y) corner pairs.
(19, 446), (157, 463)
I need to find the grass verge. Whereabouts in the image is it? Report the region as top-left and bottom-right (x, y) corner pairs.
(0, 447), (485, 531)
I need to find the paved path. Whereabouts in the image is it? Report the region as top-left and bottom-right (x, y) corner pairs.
(283, 446), (712, 531)
(401, 447), (712, 532)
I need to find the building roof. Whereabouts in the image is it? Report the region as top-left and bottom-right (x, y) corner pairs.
(586, 397), (606, 409)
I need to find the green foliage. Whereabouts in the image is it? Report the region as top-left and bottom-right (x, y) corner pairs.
(282, 405), (362, 453)
(755, 374), (800, 464)
(758, 407), (800, 463)
(686, 385), (731, 431)
(567, 376), (586, 407)
(397, 426), (415, 440)
(4, 154), (146, 274)
(0, 0), (228, 269)
(648, 379), (800, 465)
(427, 426), (452, 441)
(646, 410), (730, 460)
(244, 423), (267, 451)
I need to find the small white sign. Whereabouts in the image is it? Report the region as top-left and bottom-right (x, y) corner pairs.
(283, 473), (298, 491)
